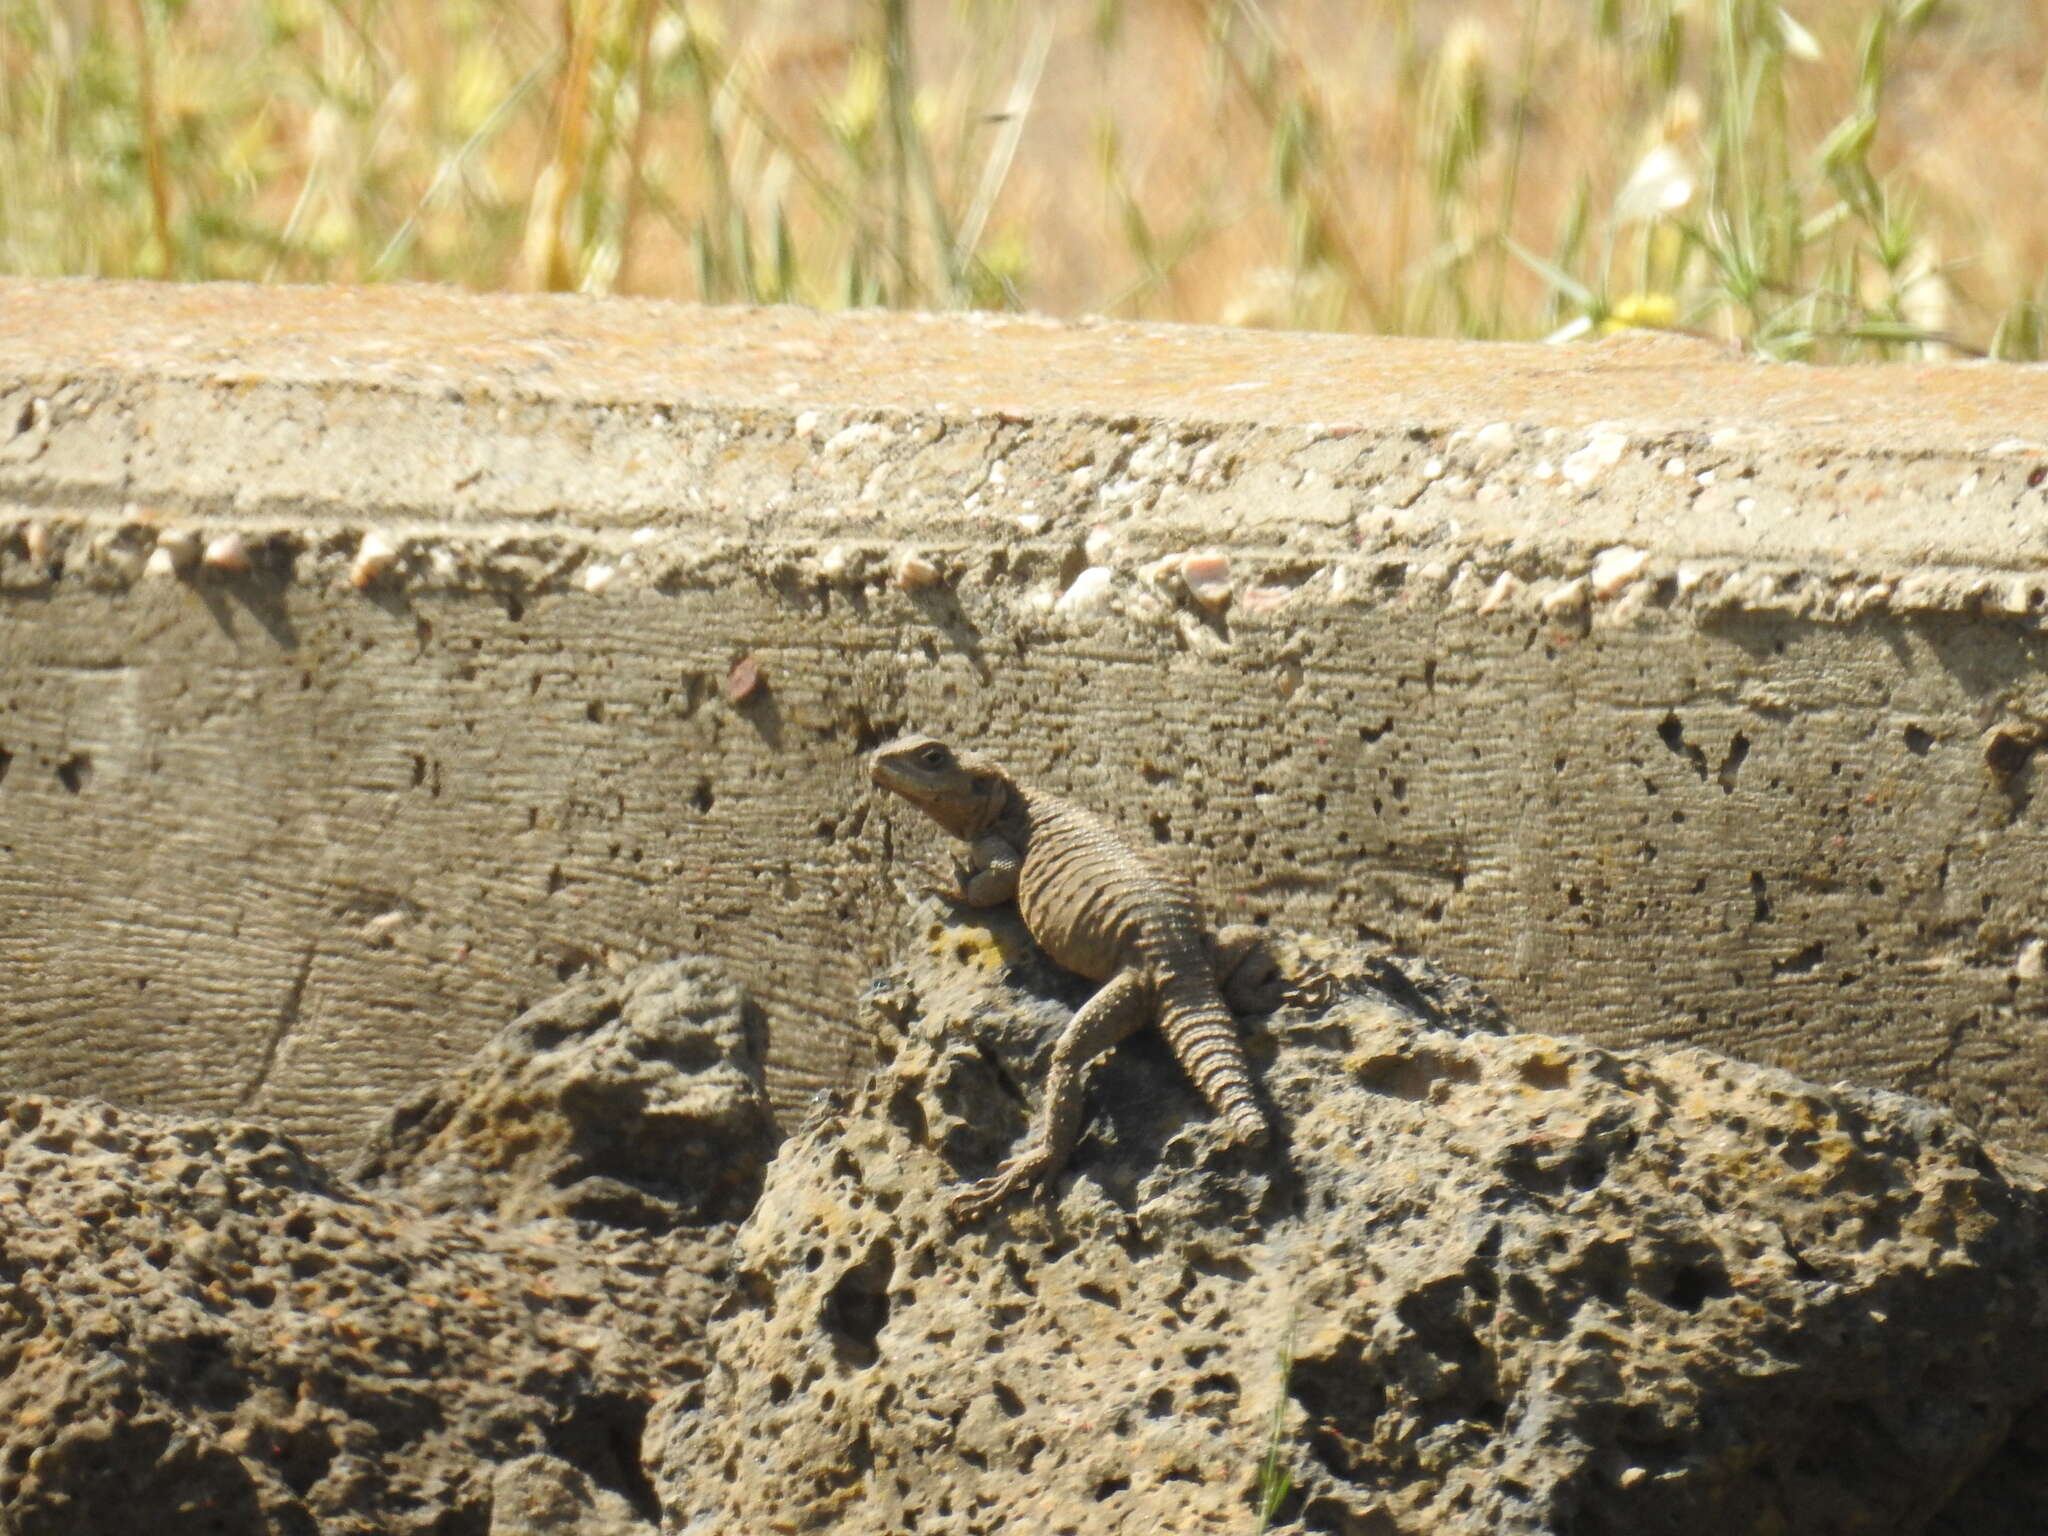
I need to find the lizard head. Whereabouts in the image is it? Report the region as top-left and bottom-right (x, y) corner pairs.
(867, 734), (1006, 838)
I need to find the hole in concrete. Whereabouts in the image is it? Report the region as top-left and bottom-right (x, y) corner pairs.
(1717, 732), (1750, 792)
(55, 754), (91, 794)
(1657, 713), (1707, 779)
(0, 743), (10, 785)
(1903, 725), (1934, 755)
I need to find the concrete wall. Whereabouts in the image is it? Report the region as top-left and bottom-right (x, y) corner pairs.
(2, 279), (2045, 1155)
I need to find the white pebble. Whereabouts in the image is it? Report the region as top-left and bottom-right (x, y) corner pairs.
(1015, 512), (1048, 536)
(201, 533), (250, 573)
(153, 527), (200, 573)
(1054, 566), (1115, 615)
(350, 530), (400, 588)
(1477, 572), (1523, 615)
(893, 553), (942, 591)
(822, 421), (892, 457)
(1472, 422), (1514, 458)
(22, 521), (50, 563)
(579, 562), (617, 594)
(1561, 429), (1629, 489)
(1177, 552), (1232, 611)
(1662, 456), (1687, 477)
(818, 544), (854, 580)
(1083, 526), (1116, 565)
(1541, 578), (1590, 616)
(1589, 546), (1650, 598)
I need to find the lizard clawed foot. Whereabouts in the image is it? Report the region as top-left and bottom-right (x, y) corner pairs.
(947, 1147), (1054, 1222)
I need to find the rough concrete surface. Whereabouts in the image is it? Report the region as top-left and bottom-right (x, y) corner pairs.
(654, 924), (2048, 1536)
(0, 957), (772, 1536)
(2, 280), (2047, 1153)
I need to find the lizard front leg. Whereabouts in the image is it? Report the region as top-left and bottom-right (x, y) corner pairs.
(917, 831), (1021, 907)
(950, 968), (1151, 1221)
(959, 831), (1022, 907)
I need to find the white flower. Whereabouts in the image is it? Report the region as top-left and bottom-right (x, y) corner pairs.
(1614, 143), (1697, 224)
(1777, 8), (1822, 61)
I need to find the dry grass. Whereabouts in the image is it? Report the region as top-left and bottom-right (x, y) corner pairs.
(2, 0), (2043, 358)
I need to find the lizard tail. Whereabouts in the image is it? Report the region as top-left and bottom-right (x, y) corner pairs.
(1159, 988), (1270, 1146)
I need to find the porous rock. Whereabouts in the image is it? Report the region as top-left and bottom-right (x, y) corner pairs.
(0, 958), (776, 1536)
(651, 913), (2048, 1535)
(354, 957), (777, 1228)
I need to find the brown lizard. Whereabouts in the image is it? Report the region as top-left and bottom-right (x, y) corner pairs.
(868, 733), (1298, 1220)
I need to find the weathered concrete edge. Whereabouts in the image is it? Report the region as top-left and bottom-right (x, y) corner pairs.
(3, 368), (2046, 632)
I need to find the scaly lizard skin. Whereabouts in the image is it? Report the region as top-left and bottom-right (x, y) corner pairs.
(869, 734), (1290, 1220)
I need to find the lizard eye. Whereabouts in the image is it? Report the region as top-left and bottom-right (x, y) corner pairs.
(918, 745), (947, 767)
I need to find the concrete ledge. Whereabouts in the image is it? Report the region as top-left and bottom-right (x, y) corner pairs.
(3, 279), (2046, 1153)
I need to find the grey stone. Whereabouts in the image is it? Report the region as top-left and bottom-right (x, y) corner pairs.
(353, 957), (777, 1229)
(0, 957), (774, 1534)
(652, 917), (2048, 1535)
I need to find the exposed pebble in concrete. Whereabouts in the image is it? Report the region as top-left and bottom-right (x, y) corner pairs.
(153, 527), (199, 575)
(22, 520), (49, 563)
(1541, 577), (1590, 617)
(1590, 544), (1651, 598)
(1478, 571), (1523, 614)
(201, 533), (250, 573)
(1177, 551), (1232, 610)
(892, 552), (942, 591)
(579, 562), (617, 595)
(350, 529), (400, 589)
(1471, 421), (1515, 460)
(725, 655), (764, 704)
(1562, 428), (1630, 488)
(1053, 565), (1114, 616)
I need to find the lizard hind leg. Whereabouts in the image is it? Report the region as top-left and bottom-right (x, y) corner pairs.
(949, 968), (1153, 1222)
